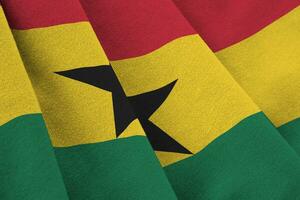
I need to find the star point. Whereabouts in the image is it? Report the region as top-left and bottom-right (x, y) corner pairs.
(56, 65), (192, 154)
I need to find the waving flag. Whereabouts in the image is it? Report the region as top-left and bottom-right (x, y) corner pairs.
(0, 5), (68, 199)
(1, 0), (176, 199)
(174, 0), (300, 154)
(80, 0), (300, 199)
(1, 0), (300, 199)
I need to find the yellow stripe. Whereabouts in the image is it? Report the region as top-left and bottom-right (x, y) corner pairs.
(13, 22), (144, 147)
(111, 34), (259, 164)
(216, 6), (300, 127)
(12, 22), (108, 71)
(0, 6), (40, 125)
(155, 151), (191, 167)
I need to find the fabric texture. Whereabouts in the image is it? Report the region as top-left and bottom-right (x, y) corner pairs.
(1, 0), (300, 199)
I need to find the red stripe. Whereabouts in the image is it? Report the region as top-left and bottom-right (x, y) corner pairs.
(80, 0), (196, 60)
(1, 0), (88, 29)
(173, 0), (300, 52)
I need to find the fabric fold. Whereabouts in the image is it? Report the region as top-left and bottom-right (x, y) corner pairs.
(1, 0), (177, 199)
(0, 5), (69, 199)
(174, 0), (300, 155)
(80, 0), (300, 199)
(2, 0), (300, 199)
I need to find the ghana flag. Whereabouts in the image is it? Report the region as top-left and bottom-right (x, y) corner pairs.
(80, 0), (300, 199)
(1, 0), (300, 199)
(1, 0), (176, 199)
(173, 0), (300, 155)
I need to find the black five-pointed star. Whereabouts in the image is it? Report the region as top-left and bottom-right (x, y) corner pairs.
(56, 65), (192, 154)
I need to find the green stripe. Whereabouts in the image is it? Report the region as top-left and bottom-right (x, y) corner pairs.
(54, 136), (176, 200)
(164, 112), (300, 200)
(278, 118), (300, 155)
(0, 114), (68, 200)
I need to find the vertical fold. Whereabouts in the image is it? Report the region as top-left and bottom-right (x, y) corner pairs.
(0, 5), (69, 200)
(80, 0), (300, 199)
(1, 0), (177, 199)
(173, 0), (300, 155)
